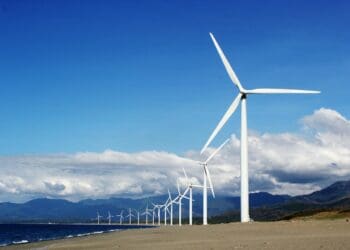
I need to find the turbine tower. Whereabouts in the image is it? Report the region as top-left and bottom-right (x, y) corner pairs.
(199, 138), (230, 225)
(201, 33), (320, 223)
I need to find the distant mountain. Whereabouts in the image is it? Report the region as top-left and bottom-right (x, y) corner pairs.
(0, 192), (289, 223)
(293, 180), (350, 204)
(210, 180), (350, 223)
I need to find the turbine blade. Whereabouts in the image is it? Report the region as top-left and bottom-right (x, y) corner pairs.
(205, 138), (230, 164)
(177, 181), (181, 195)
(204, 165), (215, 198)
(168, 189), (171, 199)
(209, 33), (243, 91)
(201, 93), (242, 154)
(182, 167), (189, 182)
(246, 88), (320, 94)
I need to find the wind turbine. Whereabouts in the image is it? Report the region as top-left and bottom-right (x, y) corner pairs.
(182, 169), (193, 225)
(152, 203), (162, 225)
(175, 180), (189, 226)
(134, 209), (140, 225)
(199, 138), (230, 225)
(163, 190), (173, 225)
(116, 210), (124, 225)
(151, 207), (155, 225)
(168, 189), (180, 226)
(142, 204), (152, 225)
(168, 189), (175, 226)
(126, 208), (134, 225)
(181, 167), (201, 225)
(201, 33), (320, 223)
(107, 211), (113, 225)
(96, 211), (103, 225)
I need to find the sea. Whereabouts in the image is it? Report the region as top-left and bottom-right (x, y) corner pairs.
(0, 223), (153, 247)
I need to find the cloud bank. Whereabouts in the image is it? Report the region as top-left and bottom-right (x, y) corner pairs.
(1, 108), (350, 202)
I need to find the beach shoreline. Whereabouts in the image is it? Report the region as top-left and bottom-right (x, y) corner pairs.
(3, 219), (350, 250)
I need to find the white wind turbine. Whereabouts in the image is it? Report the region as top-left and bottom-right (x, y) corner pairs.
(201, 33), (320, 223)
(151, 207), (155, 225)
(126, 208), (134, 225)
(199, 138), (230, 225)
(166, 189), (176, 226)
(175, 180), (189, 226)
(142, 204), (152, 225)
(152, 203), (162, 225)
(134, 209), (140, 225)
(96, 211), (103, 225)
(163, 189), (174, 226)
(107, 211), (113, 225)
(116, 210), (124, 225)
(162, 201), (169, 225)
(182, 169), (193, 225)
(181, 167), (202, 225)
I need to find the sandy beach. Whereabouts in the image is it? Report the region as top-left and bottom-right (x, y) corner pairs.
(4, 219), (350, 250)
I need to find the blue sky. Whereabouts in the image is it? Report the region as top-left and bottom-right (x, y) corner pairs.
(1, 1), (350, 202)
(0, 0), (349, 156)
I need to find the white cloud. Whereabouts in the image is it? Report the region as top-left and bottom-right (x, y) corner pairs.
(0, 108), (350, 202)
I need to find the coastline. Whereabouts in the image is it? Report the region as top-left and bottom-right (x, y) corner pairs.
(0, 224), (154, 248)
(3, 219), (350, 250)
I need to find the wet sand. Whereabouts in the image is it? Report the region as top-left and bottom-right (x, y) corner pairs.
(4, 220), (350, 250)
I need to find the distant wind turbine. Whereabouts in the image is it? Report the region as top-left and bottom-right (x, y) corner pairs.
(126, 208), (134, 225)
(107, 211), (113, 225)
(96, 211), (103, 225)
(175, 180), (189, 226)
(161, 189), (172, 225)
(134, 209), (140, 225)
(199, 138), (230, 225)
(116, 210), (124, 225)
(142, 204), (152, 225)
(167, 189), (174, 226)
(181, 167), (202, 225)
(152, 203), (162, 225)
(151, 207), (155, 225)
(201, 32), (320, 223)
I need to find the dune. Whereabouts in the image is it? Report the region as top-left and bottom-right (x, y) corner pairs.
(4, 219), (350, 250)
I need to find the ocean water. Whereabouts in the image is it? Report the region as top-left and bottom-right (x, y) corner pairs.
(0, 223), (153, 246)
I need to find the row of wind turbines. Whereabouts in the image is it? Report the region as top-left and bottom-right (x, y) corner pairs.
(95, 207), (153, 225)
(93, 139), (228, 226)
(92, 127), (261, 226)
(96, 33), (320, 225)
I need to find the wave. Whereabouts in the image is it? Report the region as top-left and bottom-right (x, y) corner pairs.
(13, 240), (29, 244)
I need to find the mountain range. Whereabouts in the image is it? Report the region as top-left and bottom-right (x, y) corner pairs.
(0, 180), (349, 223)
(211, 180), (350, 223)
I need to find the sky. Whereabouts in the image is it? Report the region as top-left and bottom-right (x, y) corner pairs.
(0, 0), (349, 202)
